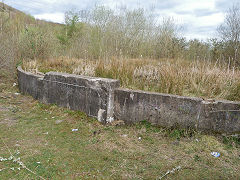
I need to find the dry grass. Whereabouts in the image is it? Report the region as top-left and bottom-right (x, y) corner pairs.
(22, 57), (240, 101)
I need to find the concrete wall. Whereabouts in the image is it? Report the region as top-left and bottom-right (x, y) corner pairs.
(17, 66), (240, 133)
(17, 67), (119, 123)
(114, 89), (240, 133)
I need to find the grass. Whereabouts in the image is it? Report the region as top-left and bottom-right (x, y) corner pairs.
(22, 57), (240, 102)
(0, 74), (240, 179)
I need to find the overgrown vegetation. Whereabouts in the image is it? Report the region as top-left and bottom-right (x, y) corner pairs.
(1, 3), (240, 102)
(17, 3), (240, 101)
(22, 57), (240, 101)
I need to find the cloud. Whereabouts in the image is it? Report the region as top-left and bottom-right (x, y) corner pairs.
(215, 0), (239, 12)
(5, 0), (98, 14)
(193, 9), (219, 17)
(34, 12), (65, 23)
(4, 0), (238, 40)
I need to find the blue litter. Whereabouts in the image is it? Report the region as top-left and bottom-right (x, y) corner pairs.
(211, 152), (220, 157)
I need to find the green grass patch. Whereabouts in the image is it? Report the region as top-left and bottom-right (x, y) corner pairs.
(0, 81), (240, 179)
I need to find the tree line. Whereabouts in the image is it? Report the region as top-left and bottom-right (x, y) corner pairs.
(1, 3), (240, 74)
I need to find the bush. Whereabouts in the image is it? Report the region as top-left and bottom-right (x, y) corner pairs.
(19, 26), (59, 60)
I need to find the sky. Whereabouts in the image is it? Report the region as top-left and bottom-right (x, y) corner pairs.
(3, 0), (239, 40)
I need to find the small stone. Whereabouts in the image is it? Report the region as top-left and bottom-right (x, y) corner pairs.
(55, 120), (63, 124)
(172, 141), (180, 146)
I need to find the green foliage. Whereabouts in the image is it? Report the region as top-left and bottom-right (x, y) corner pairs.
(194, 155), (201, 162)
(186, 39), (210, 61)
(222, 135), (240, 148)
(19, 26), (59, 59)
(57, 10), (80, 45)
(169, 129), (185, 140)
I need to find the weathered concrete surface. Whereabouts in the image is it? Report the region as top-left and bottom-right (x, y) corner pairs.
(17, 67), (44, 100)
(114, 88), (240, 133)
(17, 67), (120, 123)
(18, 66), (240, 133)
(198, 100), (240, 133)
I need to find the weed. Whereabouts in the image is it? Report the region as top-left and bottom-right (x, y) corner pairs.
(222, 134), (240, 148)
(194, 155), (201, 162)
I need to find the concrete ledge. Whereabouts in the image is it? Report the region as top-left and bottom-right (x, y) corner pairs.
(17, 66), (240, 133)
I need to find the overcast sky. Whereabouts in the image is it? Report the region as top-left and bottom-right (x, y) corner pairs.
(3, 0), (239, 40)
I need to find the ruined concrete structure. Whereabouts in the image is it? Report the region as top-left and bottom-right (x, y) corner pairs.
(18, 66), (240, 133)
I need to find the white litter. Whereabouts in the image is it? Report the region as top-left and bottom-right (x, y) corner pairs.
(138, 137), (142, 140)
(14, 93), (20, 95)
(159, 166), (181, 179)
(211, 152), (220, 157)
(13, 83), (17, 87)
(72, 129), (78, 132)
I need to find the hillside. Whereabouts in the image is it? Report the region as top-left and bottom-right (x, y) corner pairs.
(0, 2), (63, 76)
(0, 2), (23, 14)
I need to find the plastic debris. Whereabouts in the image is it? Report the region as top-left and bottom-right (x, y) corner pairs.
(16, 150), (20, 155)
(211, 152), (220, 157)
(122, 134), (128, 137)
(8, 156), (13, 160)
(14, 93), (20, 95)
(72, 129), (78, 132)
(138, 137), (142, 140)
(55, 120), (63, 124)
(159, 166), (181, 179)
(43, 132), (49, 135)
(13, 83), (17, 87)
(36, 162), (41, 164)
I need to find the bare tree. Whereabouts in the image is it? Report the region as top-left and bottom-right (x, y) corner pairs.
(217, 3), (240, 64)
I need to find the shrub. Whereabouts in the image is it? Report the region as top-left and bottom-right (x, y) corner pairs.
(19, 26), (59, 60)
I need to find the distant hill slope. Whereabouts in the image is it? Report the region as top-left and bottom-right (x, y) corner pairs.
(0, 2), (23, 14)
(0, 2), (63, 26)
